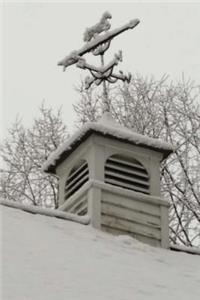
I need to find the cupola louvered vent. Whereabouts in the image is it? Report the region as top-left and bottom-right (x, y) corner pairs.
(65, 160), (89, 199)
(105, 155), (150, 194)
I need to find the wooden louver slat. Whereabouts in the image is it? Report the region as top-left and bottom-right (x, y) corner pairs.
(67, 162), (88, 185)
(105, 162), (149, 179)
(105, 170), (149, 187)
(107, 156), (146, 171)
(105, 155), (150, 194)
(65, 160), (89, 199)
(65, 167), (88, 192)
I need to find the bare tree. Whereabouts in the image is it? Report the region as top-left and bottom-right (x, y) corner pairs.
(0, 103), (69, 208)
(74, 74), (200, 247)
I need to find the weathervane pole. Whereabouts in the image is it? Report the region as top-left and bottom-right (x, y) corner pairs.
(58, 12), (140, 114)
(100, 53), (109, 112)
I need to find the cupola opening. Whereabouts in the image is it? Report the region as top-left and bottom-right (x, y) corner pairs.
(105, 154), (150, 194)
(65, 160), (89, 200)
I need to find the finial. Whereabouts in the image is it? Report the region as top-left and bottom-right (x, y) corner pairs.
(58, 12), (140, 113)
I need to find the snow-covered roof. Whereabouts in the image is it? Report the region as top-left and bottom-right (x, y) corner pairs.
(1, 203), (200, 300)
(43, 113), (174, 173)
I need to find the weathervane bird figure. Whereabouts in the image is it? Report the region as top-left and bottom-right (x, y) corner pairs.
(58, 12), (140, 112)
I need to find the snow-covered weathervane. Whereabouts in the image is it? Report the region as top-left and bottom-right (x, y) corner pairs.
(58, 12), (140, 112)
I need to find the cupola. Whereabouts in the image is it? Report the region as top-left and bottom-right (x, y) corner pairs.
(43, 112), (173, 248)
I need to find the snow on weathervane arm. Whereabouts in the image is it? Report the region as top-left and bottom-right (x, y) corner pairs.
(58, 12), (140, 112)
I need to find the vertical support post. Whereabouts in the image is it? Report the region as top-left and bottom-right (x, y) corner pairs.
(58, 177), (66, 207)
(88, 186), (102, 229)
(88, 139), (105, 181)
(87, 137), (105, 229)
(149, 155), (162, 196)
(160, 205), (170, 248)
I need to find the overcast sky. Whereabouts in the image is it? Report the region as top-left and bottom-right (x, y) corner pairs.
(1, 1), (200, 139)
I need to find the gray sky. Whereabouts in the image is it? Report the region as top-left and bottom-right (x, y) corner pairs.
(1, 1), (200, 139)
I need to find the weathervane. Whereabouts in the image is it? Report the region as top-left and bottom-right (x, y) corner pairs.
(58, 12), (140, 112)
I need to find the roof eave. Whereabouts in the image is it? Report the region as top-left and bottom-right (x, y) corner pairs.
(44, 128), (173, 175)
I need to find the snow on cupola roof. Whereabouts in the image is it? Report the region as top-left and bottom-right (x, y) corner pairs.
(43, 112), (174, 174)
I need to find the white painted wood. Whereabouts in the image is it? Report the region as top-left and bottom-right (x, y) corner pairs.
(54, 130), (170, 248)
(160, 206), (170, 248)
(65, 173), (89, 198)
(66, 161), (88, 183)
(96, 180), (169, 207)
(102, 202), (161, 228)
(106, 161), (149, 179)
(107, 156), (147, 171)
(93, 134), (156, 173)
(104, 178), (150, 194)
(61, 193), (86, 212)
(56, 136), (93, 177)
(76, 203), (88, 216)
(149, 155), (163, 196)
(102, 191), (160, 216)
(88, 137), (105, 181)
(101, 225), (161, 247)
(105, 169), (150, 187)
(59, 180), (92, 211)
(65, 169), (88, 194)
(56, 136), (94, 206)
(88, 186), (101, 229)
(68, 196), (87, 214)
(58, 177), (66, 207)
(134, 232), (161, 247)
(101, 215), (161, 240)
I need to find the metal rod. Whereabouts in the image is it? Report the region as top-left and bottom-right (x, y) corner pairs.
(100, 54), (110, 112)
